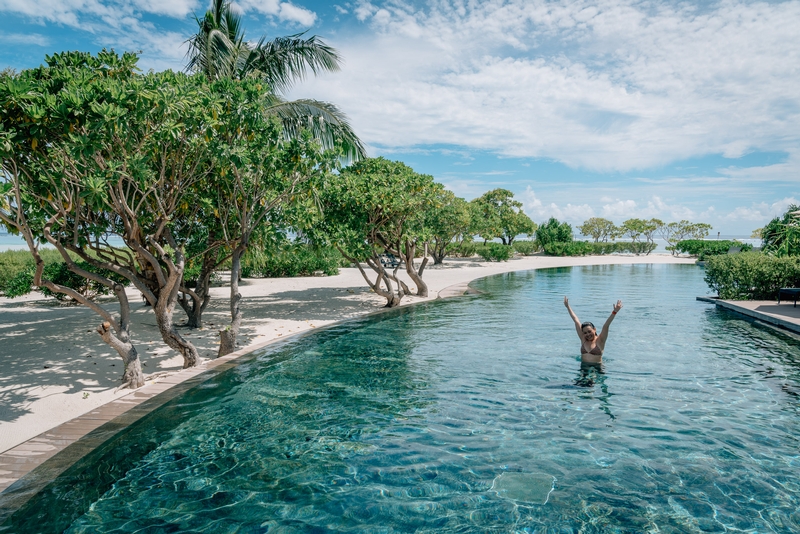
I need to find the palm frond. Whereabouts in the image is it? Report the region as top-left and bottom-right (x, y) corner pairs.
(245, 34), (342, 93)
(267, 99), (366, 162)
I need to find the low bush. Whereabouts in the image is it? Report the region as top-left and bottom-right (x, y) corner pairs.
(542, 241), (657, 256)
(0, 248), (64, 295)
(475, 242), (513, 262)
(512, 240), (539, 255)
(704, 252), (800, 300)
(1, 251), (129, 301)
(242, 243), (344, 278)
(676, 239), (752, 260)
(449, 240), (477, 258)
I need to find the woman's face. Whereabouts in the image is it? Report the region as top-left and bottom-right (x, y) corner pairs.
(582, 326), (597, 342)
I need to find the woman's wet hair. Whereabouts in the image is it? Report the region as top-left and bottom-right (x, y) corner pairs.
(581, 321), (595, 331)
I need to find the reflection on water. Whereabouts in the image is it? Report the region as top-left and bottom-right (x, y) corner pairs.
(4, 264), (800, 533)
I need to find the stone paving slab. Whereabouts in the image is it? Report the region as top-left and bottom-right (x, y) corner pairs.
(696, 296), (800, 334)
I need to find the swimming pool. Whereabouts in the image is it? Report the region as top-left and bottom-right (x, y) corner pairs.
(3, 264), (800, 532)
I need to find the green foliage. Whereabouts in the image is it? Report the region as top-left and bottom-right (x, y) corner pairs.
(3, 268), (34, 298)
(314, 157), (438, 263)
(475, 242), (512, 262)
(620, 218), (661, 244)
(761, 205), (800, 257)
(39, 261), (129, 302)
(0, 248), (63, 295)
(0, 249), (128, 300)
(512, 240), (539, 255)
(676, 240), (753, 260)
(705, 252), (800, 300)
(658, 220), (712, 254)
(186, 0), (364, 159)
(449, 240), (477, 258)
(425, 190), (471, 263)
(536, 217), (573, 247)
(542, 241), (657, 256)
(241, 242), (343, 278)
(578, 218), (617, 242)
(469, 189), (536, 245)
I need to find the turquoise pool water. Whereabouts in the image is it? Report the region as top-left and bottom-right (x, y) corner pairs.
(4, 264), (800, 532)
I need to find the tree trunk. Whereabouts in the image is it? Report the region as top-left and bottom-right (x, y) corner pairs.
(154, 299), (201, 368)
(96, 321), (144, 389)
(219, 245), (244, 357)
(402, 240), (428, 297)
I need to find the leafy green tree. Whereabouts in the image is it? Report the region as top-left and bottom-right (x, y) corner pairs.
(659, 220), (712, 255)
(536, 217), (573, 247)
(619, 218), (662, 255)
(206, 78), (337, 355)
(424, 190), (471, 264)
(314, 158), (438, 306)
(186, 0), (365, 160)
(578, 217), (617, 242)
(0, 51), (215, 382)
(470, 189), (536, 245)
(761, 205), (800, 257)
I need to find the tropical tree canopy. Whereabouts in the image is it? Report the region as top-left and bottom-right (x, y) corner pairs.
(185, 0), (366, 160)
(578, 217), (617, 242)
(761, 205), (800, 257)
(425, 189), (471, 264)
(314, 157), (438, 305)
(470, 188), (536, 245)
(536, 217), (574, 246)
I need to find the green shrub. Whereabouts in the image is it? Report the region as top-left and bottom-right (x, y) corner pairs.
(449, 240), (477, 258)
(0, 248), (64, 295)
(0, 251), (129, 301)
(541, 241), (658, 256)
(704, 252), (800, 300)
(512, 240), (539, 255)
(617, 242), (657, 255)
(676, 239), (752, 260)
(536, 217), (573, 246)
(242, 243), (343, 278)
(543, 241), (593, 256)
(475, 242), (512, 261)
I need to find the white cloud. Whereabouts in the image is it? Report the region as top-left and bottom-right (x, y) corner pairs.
(238, 0), (317, 25)
(0, 33), (49, 46)
(520, 186), (594, 223)
(723, 197), (800, 223)
(290, 0), (800, 173)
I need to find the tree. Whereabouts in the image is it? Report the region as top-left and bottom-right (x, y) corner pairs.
(620, 218), (662, 255)
(185, 0), (365, 160)
(425, 190), (471, 264)
(761, 205), (800, 257)
(0, 51), (214, 378)
(536, 217), (573, 246)
(206, 78), (337, 355)
(315, 158), (438, 307)
(659, 220), (712, 255)
(470, 189), (535, 245)
(578, 218), (617, 242)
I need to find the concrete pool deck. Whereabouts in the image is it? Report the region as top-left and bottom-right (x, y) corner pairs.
(0, 254), (695, 506)
(696, 296), (800, 335)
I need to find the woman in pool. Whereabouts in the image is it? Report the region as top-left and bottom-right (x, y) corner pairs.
(564, 297), (623, 363)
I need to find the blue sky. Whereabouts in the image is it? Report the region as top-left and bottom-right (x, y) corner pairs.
(2, 0), (799, 235)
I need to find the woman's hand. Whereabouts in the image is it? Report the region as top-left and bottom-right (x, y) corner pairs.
(613, 300), (623, 313)
(564, 296), (570, 308)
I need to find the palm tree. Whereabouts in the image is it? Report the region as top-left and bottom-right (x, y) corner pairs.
(185, 0), (366, 160)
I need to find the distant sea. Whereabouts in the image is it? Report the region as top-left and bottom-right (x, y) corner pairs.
(0, 233), (125, 251)
(0, 232), (761, 253)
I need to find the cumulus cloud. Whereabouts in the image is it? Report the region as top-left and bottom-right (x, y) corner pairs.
(723, 197), (800, 222)
(291, 0), (800, 173)
(0, 33), (49, 46)
(520, 187), (594, 224)
(238, 0), (317, 25)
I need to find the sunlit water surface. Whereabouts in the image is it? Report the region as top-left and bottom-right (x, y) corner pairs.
(7, 264), (800, 533)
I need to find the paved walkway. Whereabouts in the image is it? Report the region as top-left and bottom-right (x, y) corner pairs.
(697, 297), (800, 334)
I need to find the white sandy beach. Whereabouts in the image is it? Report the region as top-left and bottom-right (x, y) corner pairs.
(0, 253), (695, 453)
